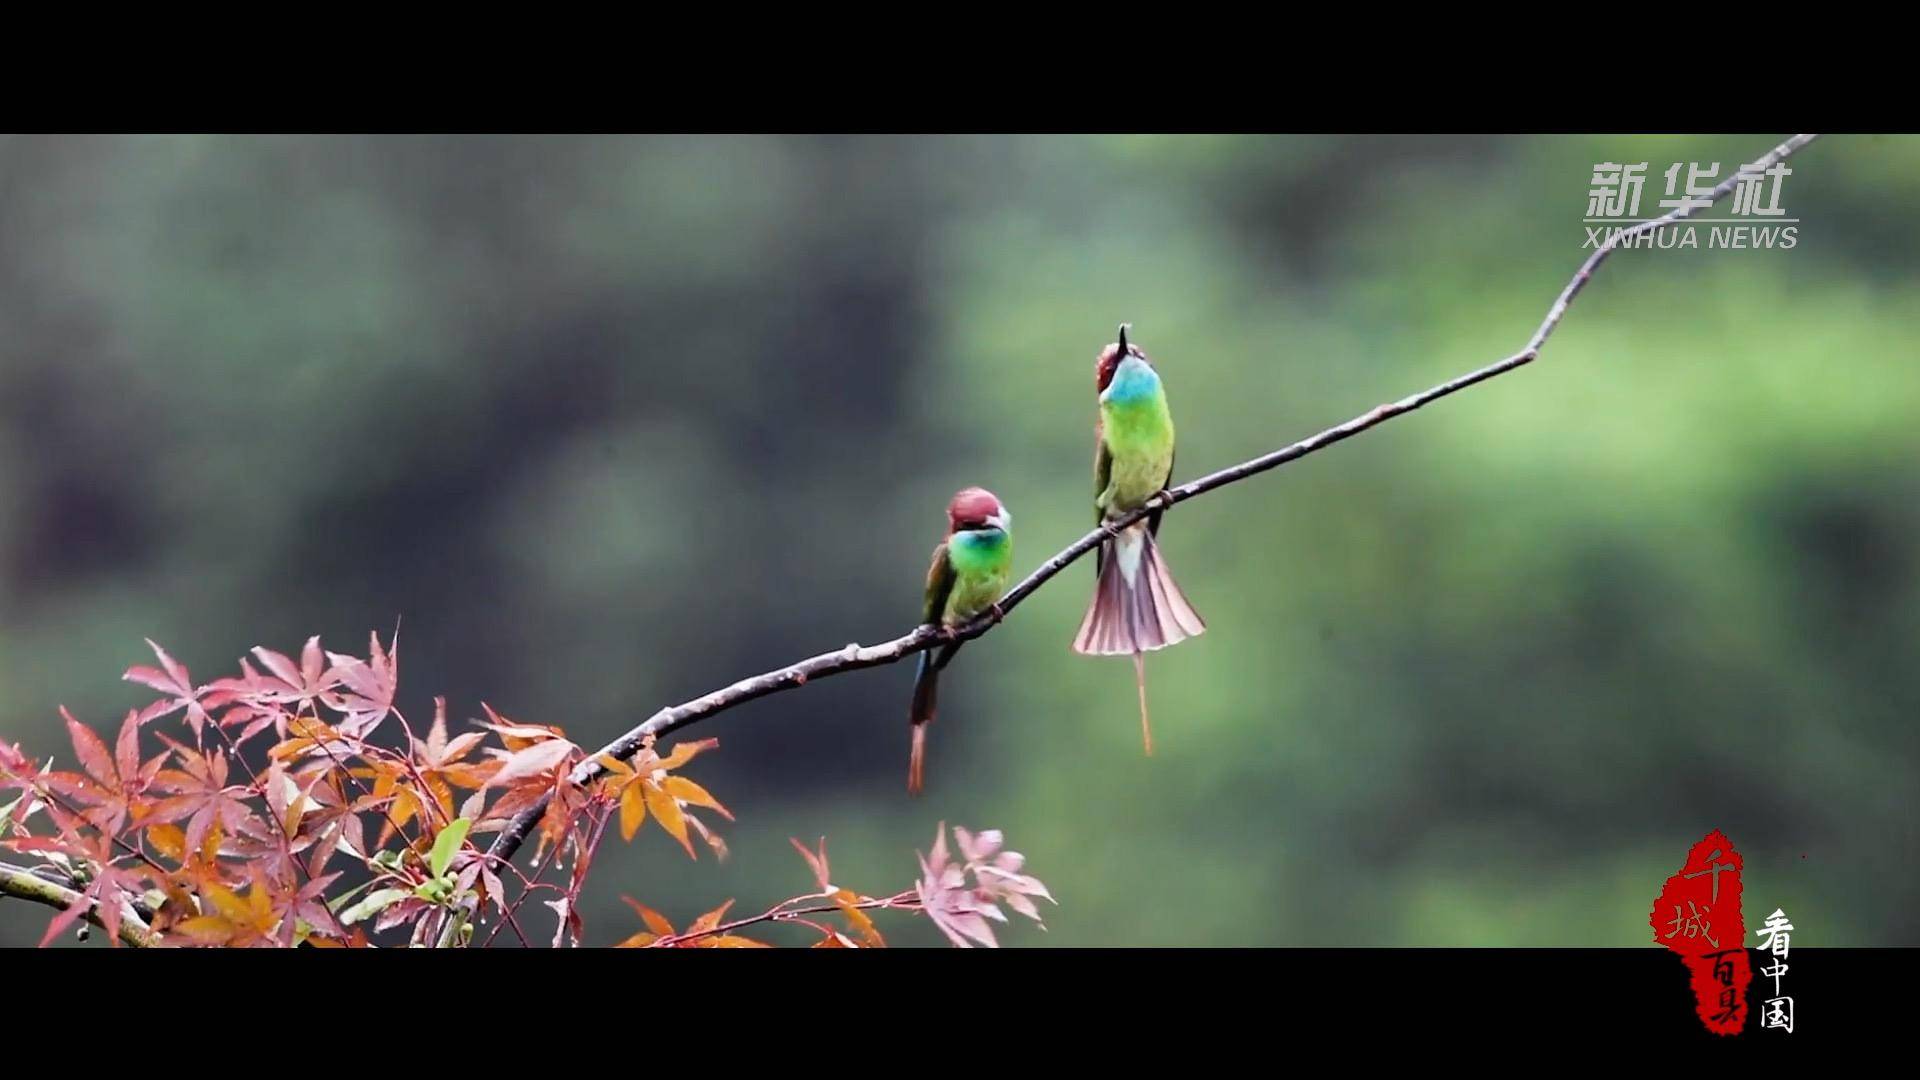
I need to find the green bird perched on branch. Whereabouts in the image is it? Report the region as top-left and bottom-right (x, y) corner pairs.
(906, 487), (1013, 794)
(1073, 326), (1206, 755)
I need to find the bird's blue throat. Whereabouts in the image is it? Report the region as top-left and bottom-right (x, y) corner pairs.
(1103, 357), (1161, 406)
(952, 527), (1008, 554)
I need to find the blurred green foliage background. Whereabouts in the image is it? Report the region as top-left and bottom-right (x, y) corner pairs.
(1, 134), (1913, 947)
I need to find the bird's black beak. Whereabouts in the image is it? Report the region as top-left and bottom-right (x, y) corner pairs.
(1116, 324), (1130, 355)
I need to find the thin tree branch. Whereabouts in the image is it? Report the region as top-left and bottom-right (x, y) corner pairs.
(648, 888), (919, 948)
(479, 132), (1822, 878)
(0, 860), (156, 948)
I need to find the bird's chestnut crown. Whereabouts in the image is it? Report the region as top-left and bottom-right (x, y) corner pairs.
(947, 486), (1008, 532)
(1096, 324), (1153, 393)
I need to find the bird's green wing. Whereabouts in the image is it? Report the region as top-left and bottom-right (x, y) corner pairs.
(1093, 437), (1113, 525)
(1150, 445), (1174, 538)
(1093, 436), (1114, 575)
(922, 540), (956, 625)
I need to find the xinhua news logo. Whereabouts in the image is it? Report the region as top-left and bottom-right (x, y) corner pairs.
(1585, 160), (1798, 250)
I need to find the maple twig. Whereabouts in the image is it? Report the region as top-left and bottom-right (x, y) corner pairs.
(15, 860), (158, 921)
(477, 814), (570, 948)
(286, 708), (430, 851)
(0, 860), (155, 948)
(651, 888), (919, 948)
(479, 133), (1823, 878)
(201, 716), (324, 892)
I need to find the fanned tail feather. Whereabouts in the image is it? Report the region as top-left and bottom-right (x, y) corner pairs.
(1071, 524), (1206, 656)
(1073, 523), (1202, 755)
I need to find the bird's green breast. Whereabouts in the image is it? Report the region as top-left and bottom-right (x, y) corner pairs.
(1100, 391), (1175, 513)
(945, 527), (1012, 622)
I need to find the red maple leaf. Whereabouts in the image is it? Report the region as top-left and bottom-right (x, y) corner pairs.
(41, 708), (163, 836)
(248, 637), (343, 713)
(173, 865), (330, 948)
(200, 657), (294, 748)
(320, 631), (399, 735)
(295, 771), (386, 874)
(147, 740), (260, 853)
(409, 697), (499, 819)
(273, 870), (345, 943)
(1, 740), (45, 828)
(123, 639), (213, 738)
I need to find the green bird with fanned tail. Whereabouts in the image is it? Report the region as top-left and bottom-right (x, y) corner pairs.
(1072, 325), (1206, 755)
